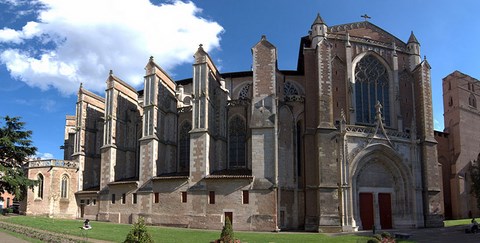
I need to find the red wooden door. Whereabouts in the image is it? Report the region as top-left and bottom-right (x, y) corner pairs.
(379, 193), (392, 229)
(359, 193), (374, 230)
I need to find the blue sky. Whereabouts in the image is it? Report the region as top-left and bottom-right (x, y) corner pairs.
(1, 0), (479, 160)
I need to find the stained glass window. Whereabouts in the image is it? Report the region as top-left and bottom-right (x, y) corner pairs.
(179, 122), (192, 172)
(355, 55), (390, 126)
(229, 116), (246, 167)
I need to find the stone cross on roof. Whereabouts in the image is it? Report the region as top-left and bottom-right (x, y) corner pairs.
(361, 14), (371, 21)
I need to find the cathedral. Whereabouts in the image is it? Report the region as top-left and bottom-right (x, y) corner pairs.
(25, 14), (444, 232)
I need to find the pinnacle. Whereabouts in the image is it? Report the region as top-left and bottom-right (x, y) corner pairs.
(408, 31), (419, 44)
(312, 13), (325, 26)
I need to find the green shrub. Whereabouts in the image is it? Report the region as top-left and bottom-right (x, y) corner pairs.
(124, 217), (154, 243)
(380, 232), (391, 238)
(219, 217), (234, 243)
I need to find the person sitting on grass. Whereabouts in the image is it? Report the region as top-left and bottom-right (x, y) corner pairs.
(82, 219), (92, 230)
(471, 217), (478, 233)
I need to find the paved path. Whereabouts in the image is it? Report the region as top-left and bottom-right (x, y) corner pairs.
(339, 225), (480, 243)
(0, 230), (29, 243)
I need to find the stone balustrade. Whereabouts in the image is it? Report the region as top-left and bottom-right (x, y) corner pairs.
(27, 159), (78, 169)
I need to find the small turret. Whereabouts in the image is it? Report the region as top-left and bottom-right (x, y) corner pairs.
(407, 31), (421, 70)
(310, 13), (328, 47)
(194, 44), (208, 64)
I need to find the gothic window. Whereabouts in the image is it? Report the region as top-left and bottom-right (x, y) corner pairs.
(355, 54), (390, 126)
(61, 175), (69, 198)
(36, 174), (44, 199)
(179, 121), (192, 172)
(284, 81), (299, 96)
(239, 84), (251, 100)
(469, 94), (477, 108)
(228, 116), (246, 168)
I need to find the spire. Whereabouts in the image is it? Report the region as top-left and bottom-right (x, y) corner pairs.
(310, 13), (327, 46)
(312, 13), (325, 26)
(408, 31), (419, 44)
(407, 31), (421, 70)
(194, 44), (208, 64)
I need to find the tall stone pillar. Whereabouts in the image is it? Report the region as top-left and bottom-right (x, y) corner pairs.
(100, 73), (119, 190)
(139, 59), (160, 187)
(250, 36), (279, 231)
(72, 88), (86, 192)
(303, 46), (320, 231)
(190, 44), (221, 185)
(315, 37), (341, 232)
(413, 60), (444, 227)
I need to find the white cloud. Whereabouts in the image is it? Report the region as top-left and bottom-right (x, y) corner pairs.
(0, 22), (40, 43)
(35, 152), (54, 160)
(0, 0), (223, 95)
(434, 118), (444, 131)
(0, 27), (22, 43)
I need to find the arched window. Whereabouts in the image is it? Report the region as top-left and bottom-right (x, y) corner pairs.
(239, 84), (252, 100)
(61, 175), (69, 199)
(179, 121), (192, 172)
(355, 54), (390, 126)
(229, 116), (246, 168)
(37, 174), (44, 199)
(284, 81), (299, 96)
(469, 94), (477, 108)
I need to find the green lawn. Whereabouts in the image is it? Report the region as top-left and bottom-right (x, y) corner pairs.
(3, 216), (474, 243)
(444, 218), (473, 227)
(1, 216), (374, 243)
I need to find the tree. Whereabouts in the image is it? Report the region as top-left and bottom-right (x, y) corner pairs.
(124, 217), (154, 243)
(470, 154), (480, 210)
(219, 217), (234, 243)
(0, 116), (37, 200)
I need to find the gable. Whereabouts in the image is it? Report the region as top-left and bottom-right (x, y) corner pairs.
(329, 21), (406, 48)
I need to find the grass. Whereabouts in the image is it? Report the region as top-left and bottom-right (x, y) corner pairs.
(0, 216), (374, 243)
(1, 216), (474, 243)
(444, 218), (473, 227)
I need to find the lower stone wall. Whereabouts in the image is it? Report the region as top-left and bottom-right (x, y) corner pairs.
(92, 178), (279, 231)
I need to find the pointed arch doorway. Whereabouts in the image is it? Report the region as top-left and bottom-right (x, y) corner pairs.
(351, 145), (413, 230)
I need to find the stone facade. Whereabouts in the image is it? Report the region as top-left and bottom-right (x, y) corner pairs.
(436, 71), (480, 219)
(21, 159), (79, 218)
(44, 15), (445, 232)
